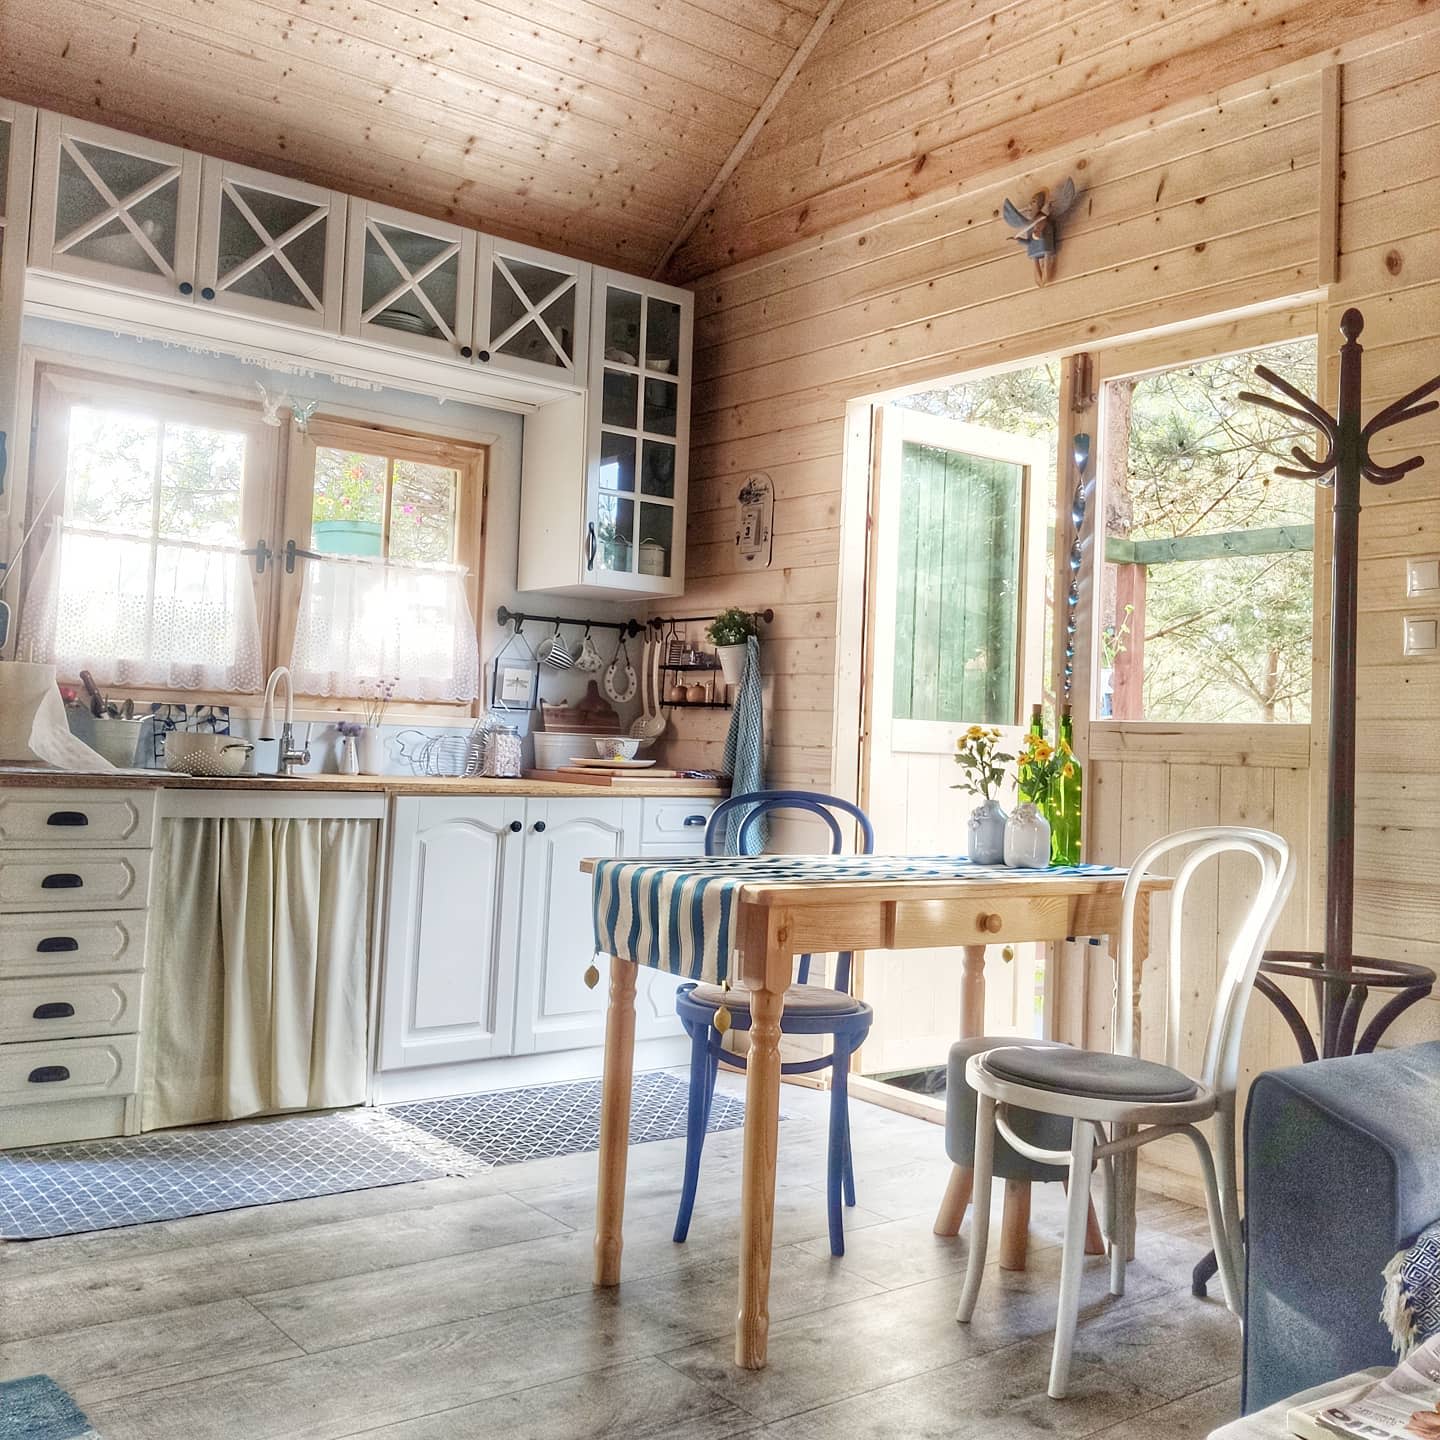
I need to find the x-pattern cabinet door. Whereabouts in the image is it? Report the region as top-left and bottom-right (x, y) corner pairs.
(474, 237), (589, 386)
(196, 161), (345, 331)
(0, 101), (35, 503)
(30, 113), (199, 300)
(343, 198), (476, 362)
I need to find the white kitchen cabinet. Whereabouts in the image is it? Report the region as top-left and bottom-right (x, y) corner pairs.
(380, 794), (526, 1069)
(513, 796), (637, 1054)
(0, 101), (35, 516)
(517, 269), (692, 600)
(196, 159), (345, 331)
(343, 198), (477, 363)
(474, 236), (588, 386)
(30, 113), (200, 300)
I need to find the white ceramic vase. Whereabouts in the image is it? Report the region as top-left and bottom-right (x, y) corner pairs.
(1004, 801), (1052, 869)
(967, 797), (1008, 865)
(716, 644), (749, 686)
(357, 728), (387, 775)
(339, 734), (361, 775)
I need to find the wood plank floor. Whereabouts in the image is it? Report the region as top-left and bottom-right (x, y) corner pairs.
(0, 1077), (1243, 1438)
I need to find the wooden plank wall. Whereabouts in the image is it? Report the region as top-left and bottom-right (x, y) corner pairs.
(659, 61), (1327, 788)
(668, 0), (1436, 279)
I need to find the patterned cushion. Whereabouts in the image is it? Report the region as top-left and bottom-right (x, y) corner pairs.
(984, 1045), (1199, 1103)
(688, 982), (865, 1014)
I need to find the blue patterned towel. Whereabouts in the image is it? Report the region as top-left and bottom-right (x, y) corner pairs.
(721, 633), (767, 854)
(1383, 1220), (1440, 1355)
(591, 853), (1127, 984)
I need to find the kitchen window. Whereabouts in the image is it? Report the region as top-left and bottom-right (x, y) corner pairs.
(279, 419), (485, 703)
(18, 367), (486, 706)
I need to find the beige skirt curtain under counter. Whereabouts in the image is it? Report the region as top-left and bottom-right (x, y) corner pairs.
(143, 813), (377, 1130)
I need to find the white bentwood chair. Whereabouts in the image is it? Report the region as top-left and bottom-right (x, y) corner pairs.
(956, 826), (1296, 1399)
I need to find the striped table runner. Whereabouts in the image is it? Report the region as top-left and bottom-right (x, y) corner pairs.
(591, 853), (1128, 984)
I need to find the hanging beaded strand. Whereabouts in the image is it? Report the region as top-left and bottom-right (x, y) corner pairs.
(1063, 434), (1092, 705)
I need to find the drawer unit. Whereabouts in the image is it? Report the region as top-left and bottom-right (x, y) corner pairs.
(0, 788), (157, 848)
(0, 1033), (139, 1106)
(0, 974), (144, 1043)
(640, 798), (716, 845)
(0, 847), (153, 912)
(0, 910), (148, 978)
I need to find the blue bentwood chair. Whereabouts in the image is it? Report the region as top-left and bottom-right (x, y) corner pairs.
(672, 790), (876, 1256)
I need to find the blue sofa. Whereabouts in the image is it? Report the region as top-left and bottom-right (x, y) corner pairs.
(1243, 1041), (1440, 1413)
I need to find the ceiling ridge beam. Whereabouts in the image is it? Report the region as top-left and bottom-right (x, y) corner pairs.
(651, 0), (848, 280)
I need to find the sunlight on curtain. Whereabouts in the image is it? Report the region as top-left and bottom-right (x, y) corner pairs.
(19, 522), (264, 691)
(289, 553), (480, 702)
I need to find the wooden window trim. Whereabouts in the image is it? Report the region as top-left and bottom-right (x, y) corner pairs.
(277, 415), (488, 717)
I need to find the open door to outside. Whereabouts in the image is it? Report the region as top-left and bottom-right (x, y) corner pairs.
(859, 404), (1049, 1085)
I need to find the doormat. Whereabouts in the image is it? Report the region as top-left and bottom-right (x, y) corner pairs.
(0, 1375), (102, 1440)
(0, 1072), (749, 1239)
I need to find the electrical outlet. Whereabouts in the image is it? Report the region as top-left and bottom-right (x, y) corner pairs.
(1406, 557), (1440, 597)
(1403, 615), (1439, 656)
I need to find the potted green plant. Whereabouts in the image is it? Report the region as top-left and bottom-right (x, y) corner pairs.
(707, 607), (758, 685)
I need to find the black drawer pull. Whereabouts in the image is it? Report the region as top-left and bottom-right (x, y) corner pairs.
(27, 1065), (70, 1084)
(33, 1002), (76, 1020)
(46, 811), (90, 827)
(37, 937), (79, 953)
(683, 814), (707, 828)
(41, 873), (84, 890)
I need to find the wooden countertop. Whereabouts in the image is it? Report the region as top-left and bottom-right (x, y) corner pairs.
(0, 767), (725, 799)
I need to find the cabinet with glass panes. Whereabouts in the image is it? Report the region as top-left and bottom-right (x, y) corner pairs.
(586, 271), (691, 596)
(0, 101), (35, 524)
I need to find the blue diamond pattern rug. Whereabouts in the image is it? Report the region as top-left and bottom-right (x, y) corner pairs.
(0, 1072), (748, 1239)
(0, 1375), (101, 1439)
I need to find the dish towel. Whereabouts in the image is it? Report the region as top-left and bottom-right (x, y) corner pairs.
(1383, 1220), (1440, 1356)
(720, 633), (767, 854)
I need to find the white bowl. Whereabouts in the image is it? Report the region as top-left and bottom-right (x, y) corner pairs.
(595, 736), (640, 760)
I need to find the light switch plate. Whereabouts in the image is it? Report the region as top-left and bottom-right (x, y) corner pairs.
(1404, 615), (1439, 656)
(1407, 557), (1440, 597)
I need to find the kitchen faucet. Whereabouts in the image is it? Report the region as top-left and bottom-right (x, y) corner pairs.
(260, 666), (311, 776)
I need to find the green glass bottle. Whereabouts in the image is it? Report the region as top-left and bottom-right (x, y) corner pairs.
(1019, 702), (1044, 802)
(1051, 705), (1083, 865)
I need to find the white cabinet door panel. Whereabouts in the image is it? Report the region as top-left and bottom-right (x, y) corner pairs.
(380, 796), (525, 1070)
(515, 797), (637, 1054)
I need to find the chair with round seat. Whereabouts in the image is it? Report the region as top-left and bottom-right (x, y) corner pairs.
(956, 826), (1295, 1399)
(672, 790), (876, 1257)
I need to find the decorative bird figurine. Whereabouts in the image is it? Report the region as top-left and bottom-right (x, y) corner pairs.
(1002, 176), (1079, 286)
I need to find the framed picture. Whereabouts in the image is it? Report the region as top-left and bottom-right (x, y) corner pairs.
(493, 661), (537, 711)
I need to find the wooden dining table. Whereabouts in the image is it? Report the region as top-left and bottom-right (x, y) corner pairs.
(582, 853), (1166, 1370)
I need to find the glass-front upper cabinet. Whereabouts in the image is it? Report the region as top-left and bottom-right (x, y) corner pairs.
(0, 101), (36, 512)
(585, 270), (691, 595)
(30, 114), (200, 300)
(342, 198), (477, 362)
(196, 161), (345, 331)
(474, 238), (589, 386)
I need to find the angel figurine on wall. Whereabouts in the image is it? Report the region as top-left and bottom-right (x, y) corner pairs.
(1002, 176), (1079, 285)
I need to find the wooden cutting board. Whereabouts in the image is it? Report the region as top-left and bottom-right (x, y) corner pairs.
(523, 768), (724, 792)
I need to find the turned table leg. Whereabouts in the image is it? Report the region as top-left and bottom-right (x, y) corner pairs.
(594, 955), (637, 1288)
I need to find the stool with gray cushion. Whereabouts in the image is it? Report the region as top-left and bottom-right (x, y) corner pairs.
(946, 1035), (1106, 1270)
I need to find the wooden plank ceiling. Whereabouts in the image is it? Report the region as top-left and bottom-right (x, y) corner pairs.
(0, 0), (835, 273)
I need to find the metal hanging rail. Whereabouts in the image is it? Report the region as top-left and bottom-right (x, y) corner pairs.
(646, 608), (774, 628)
(495, 605), (642, 636)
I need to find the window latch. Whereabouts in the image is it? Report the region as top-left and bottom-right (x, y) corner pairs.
(284, 539), (323, 574)
(241, 539), (273, 574)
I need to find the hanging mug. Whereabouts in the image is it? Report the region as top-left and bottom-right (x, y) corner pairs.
(576, 626), (604, 673)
